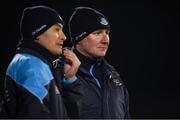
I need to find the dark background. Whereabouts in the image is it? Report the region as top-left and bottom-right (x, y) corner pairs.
(0, 0), (179, 118)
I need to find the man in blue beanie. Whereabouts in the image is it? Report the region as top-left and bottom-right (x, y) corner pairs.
(2, 5), (81, 118)
(69, 6), (130, 118)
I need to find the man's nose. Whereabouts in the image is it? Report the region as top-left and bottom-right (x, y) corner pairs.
(102, 33), (109, 43)
(60, 31), (67, 41)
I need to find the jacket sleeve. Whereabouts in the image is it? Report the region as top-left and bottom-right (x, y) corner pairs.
(0, 86), (8, 118)
(52, 59), (82, 119)
(62, 79), (82, 118)
(3, 76), (51, 118)
(124, 85), (131, 118)
(3, 76), (17, 118)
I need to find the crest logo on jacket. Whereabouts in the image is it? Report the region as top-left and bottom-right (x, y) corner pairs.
(113, 78), (122, 86)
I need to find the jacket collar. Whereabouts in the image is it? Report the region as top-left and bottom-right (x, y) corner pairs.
(74, 49), (102, 70)
(17, 40), (57, 63)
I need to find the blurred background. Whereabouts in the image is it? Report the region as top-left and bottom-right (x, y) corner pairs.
(0, 0), (179, 118)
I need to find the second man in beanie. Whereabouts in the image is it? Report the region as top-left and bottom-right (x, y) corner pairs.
(69, 6), (130, 118)
(3, 5), (81, 118)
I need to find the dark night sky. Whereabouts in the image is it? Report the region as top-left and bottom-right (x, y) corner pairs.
(0, 0), (179, 118)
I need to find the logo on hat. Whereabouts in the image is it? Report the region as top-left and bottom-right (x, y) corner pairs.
(100, 17), (108, 26)
(75, 32), (87, 41)
(58, 15), (63, 21)
(32, 24), (47, 36)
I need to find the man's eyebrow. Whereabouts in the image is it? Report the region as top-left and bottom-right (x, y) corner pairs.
(56, 23), (63, 28)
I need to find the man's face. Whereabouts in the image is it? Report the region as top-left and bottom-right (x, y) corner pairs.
(76, 29), (110, 58)
(36, 23), (66, 56)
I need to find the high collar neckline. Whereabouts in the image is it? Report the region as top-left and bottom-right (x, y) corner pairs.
(74, 49), (102, 69)
(17, 40), (57, 63)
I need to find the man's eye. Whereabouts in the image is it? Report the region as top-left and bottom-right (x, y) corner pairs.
(106, 30), (110, 35)
(55, 28), (61, 32)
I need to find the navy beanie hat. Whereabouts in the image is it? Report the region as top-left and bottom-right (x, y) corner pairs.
(20, 5), (64, 40)
(69, 7), (110, 44)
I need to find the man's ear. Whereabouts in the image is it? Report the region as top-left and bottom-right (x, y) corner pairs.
(35, 35), (42, 41)
(35, 36), (39, 40)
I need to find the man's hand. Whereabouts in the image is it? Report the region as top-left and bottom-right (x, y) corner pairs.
(63, 48), (81, 80)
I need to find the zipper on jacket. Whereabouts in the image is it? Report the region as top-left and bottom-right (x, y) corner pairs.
(89, 64), (101, 88)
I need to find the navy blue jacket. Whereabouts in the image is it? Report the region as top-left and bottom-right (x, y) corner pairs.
(75, 50), (130, 119)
